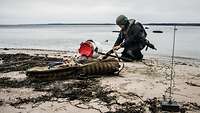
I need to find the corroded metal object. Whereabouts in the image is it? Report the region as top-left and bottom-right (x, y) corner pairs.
(80, 58), (120, 75)
(26, 58), (120, 80)
(26, 66), (79, 80)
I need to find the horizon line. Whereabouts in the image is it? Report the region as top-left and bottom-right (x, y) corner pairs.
(1, 22), (200, 26)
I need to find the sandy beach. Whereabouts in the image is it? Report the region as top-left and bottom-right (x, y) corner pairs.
(0, 48), (200, 113)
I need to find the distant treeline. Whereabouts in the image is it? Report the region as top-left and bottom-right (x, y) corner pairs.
(1, 23), (200, 27)
(144, 23), (200, 26)
(0, 23), (115, 27)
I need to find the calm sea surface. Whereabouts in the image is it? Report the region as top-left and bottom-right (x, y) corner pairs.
(0, 25), (200, 59)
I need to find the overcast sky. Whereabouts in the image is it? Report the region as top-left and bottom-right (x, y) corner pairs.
(0, 0), (200, 24)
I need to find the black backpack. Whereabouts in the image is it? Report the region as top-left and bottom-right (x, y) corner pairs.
(126, 19), (147, 50)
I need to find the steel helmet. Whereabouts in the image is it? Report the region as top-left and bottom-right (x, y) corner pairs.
(116, 15), (128, 25)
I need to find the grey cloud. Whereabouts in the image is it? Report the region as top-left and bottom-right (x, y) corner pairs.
(0, 0), (200, 24)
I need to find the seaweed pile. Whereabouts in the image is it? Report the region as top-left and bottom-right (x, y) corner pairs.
(1, 77), (200, 113)
(0, 76), (149, 113)
(0, 53), (62, 73)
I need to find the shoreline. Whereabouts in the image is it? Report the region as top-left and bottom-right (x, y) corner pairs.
(0, 48), (73, 53)
(1, 47), (200, 61)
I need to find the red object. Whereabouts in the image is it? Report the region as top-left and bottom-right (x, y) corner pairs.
(78, 41), (94, 57)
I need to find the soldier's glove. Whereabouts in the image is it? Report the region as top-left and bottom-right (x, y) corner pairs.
(113, 45), (121, 50)
(145, 41), (157, 51)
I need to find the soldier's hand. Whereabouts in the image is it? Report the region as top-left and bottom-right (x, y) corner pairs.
(148, 43), (157, 50)
(113, 45), (121, 50)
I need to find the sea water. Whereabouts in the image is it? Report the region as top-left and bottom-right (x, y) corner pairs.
(0, 25), (200, 59)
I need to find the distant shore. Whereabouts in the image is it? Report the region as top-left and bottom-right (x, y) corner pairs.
(1, 22), (200, 27)
(0, 23), (115, 27)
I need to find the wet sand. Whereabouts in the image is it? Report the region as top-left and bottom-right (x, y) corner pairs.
(0, 48), (200, 113)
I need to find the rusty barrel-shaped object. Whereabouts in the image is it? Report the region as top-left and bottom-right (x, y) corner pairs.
(80, 58), (120, 75)
(26, 58), (120, 80)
